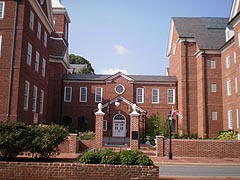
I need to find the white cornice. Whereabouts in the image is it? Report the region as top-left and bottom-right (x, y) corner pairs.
(28, 0), (54, 33)
(49, 58), (70, 70)
(194, 49), (221, 58)
(52, 8), (71, 23)
(229, 0), (240, 22)
(176, 37), (196, 44)
(167, 19), (174, 57)
(221, 40), (235, 53)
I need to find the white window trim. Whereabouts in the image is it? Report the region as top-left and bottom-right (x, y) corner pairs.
(103, 120), (107, 131)
(64, 86), (72, 102)
(152, 88), (159, 104)
(210, 84), (217, 93)
(39, 89), (44, 114)
(44, 31), (47, 47)
(32, 85), (38, 112)
(29, 11), (34, 30)
(24, 81), (30, 111)
(235, 77), (238, 93)
(227, 80), (232, 96)
(234, 52), (237, 64)
(168, 89), (175, 104)
(42, 58), (46, 77)
(35, 51), (39, 72)
(210, 60), (216, 69)
(136, 88), (144, 103)
(27, 43), (32, 65)
(37, 21), (41, 39)
(236, 109), (239, 129)
(226, 56), (230, 69)
(0, 2), (5, 19)
(212, 112), (217, 121)
(80, 87), (87, 102)
(95, 87), (103, 102)
(228, 110), (233, 129)
(0, 35), (2, 57)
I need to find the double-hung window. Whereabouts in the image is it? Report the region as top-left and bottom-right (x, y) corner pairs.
(27, 43), (32, 65)
(37, 21), (41, 39)
(44, 31), (47, 47)
(35, 51), (39, 72)
(152, 88), (159, 103)
(211, 112), (217, 120)
(95, 87), (102, 102)
(0, 35), (2, 57)
(210, 84), (217, 92)
(228, 110), (233, 129)
(227, 80), (232, 96)
(168, 89), (175, 104)
(80, 87), (87, 102)
(226, 56), (230, 69)
(103, 120), (107, 131)
(29, 11), (34, 30)
(136, 88), (144, 103)
(24, 81), (30, 111)
(210, 60), (216, 69)
(32, 85), (38, 112)
(42, 58), (46, 77)
(64, 86), (72, 102)
(0, 2), (5, 19)
(39, 89), (44, 114)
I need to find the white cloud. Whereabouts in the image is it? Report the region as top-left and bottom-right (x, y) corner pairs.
(113, 44), (129, 56)
(100, 68), (129, 75)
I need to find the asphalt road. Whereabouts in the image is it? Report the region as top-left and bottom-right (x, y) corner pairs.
(159, 165), (240, 177)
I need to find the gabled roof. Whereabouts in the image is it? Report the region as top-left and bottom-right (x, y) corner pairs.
(229, 0), (240, 22)
(168, 17), (228, 54)
(63, 72), (177, 83)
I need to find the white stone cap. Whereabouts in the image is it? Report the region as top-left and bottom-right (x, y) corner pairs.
(51, 0), (64, 8)
(130, 104), (139, 116)
(95, 103), (105, 115)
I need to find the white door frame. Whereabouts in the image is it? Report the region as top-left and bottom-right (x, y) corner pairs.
(112, 114), (126, 137)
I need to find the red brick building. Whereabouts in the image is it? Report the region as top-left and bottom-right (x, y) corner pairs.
(0, 0), (70, 124)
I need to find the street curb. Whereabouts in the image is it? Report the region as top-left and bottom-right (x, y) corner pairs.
(155, 162), (240, 166)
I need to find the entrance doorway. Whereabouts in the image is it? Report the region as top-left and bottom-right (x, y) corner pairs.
(112, 114), (126, 137)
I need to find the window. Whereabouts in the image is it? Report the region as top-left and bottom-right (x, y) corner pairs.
(152, 88), (159, 103)
(27, 43), (32, 65)
(235, 77), (238, 93)
(0, 35), (2, 57)
(64, 86), (72, 102)
(103, 120), (107, 131)
(210, 60), (216, 69)
(24, 81), (30, 110)
(136, 88), (144, 103)
(39, 89), (44, 114)
(228, 110), (233, 129)
(234, 52), (237, 64)
(29, 11), (34, 30)
(95, 87), (102, 102)
(35, 51), (39, 72)
(115, 84), (125, 94)
(226, 56), (230, 69)
(210, 84), (217, 92)
(212, 112), (217, 120)
(32, 85), (38, 112)
(227, 80), (232, 96)
(168, 89), (175, 104)
(0, 2), (5, 19)
(64, 23), (68, 40)
(80, 87), (87, 102)
(42, 58), (46, 77)
(237, 109), (239, 129)
(44, 31), (47, 47)
(37, 21), (41, 39)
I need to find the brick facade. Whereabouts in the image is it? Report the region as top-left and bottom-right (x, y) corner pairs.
(0, 161), (159, 180)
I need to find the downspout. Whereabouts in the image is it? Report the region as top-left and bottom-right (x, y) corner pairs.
(184, 40), (190, 137)
(7, 0), (20, 118)
(202, 51), (209, 138)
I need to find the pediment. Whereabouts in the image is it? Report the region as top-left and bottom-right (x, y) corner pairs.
(106, 72), (134, 83)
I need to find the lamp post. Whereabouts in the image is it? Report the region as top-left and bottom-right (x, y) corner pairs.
(168, 111), (173, 160)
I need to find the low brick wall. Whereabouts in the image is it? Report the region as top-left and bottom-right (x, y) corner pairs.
(0, 161), (159, 180)
(156, 136), (240, 158)
(59, 134), (79, 153)
(79, 139), (96, 152)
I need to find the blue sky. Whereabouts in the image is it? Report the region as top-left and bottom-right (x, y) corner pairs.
(62, 0), (232, 75)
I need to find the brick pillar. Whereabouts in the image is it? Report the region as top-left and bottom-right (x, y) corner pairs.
(130, 104), (140, 150)
(68, 134), (78, 153)
(156, 136), (165, 157)
(95, 103), (105, 149)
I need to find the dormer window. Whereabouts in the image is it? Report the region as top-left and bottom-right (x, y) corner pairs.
(225, 27), (234, 42)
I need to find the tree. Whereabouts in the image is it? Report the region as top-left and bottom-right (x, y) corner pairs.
(69, 54), (94, 74)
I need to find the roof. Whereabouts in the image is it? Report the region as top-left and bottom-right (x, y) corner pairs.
(173, 17), (228, 49)
(62, 73), (177, 83)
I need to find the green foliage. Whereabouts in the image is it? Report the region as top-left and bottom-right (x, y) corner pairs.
(217, 130), (237, 140)
(146, 114), (169, 144)
(69, 54), (94, 74)
(0, 121), (31, 159)
(79, 149), (153, 166)
(78, 131), (95, 140)
(29, 124), (69, 158)
(0, 122), (69, 160)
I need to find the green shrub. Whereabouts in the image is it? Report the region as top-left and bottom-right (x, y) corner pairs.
(79, 149), (153, 166)
(0, 121), (31, 159)
(78, 131), (95, 140)
(217, 130), (237, 140)
(79, 149), (102, 164)
(29, 124), (69, 158)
